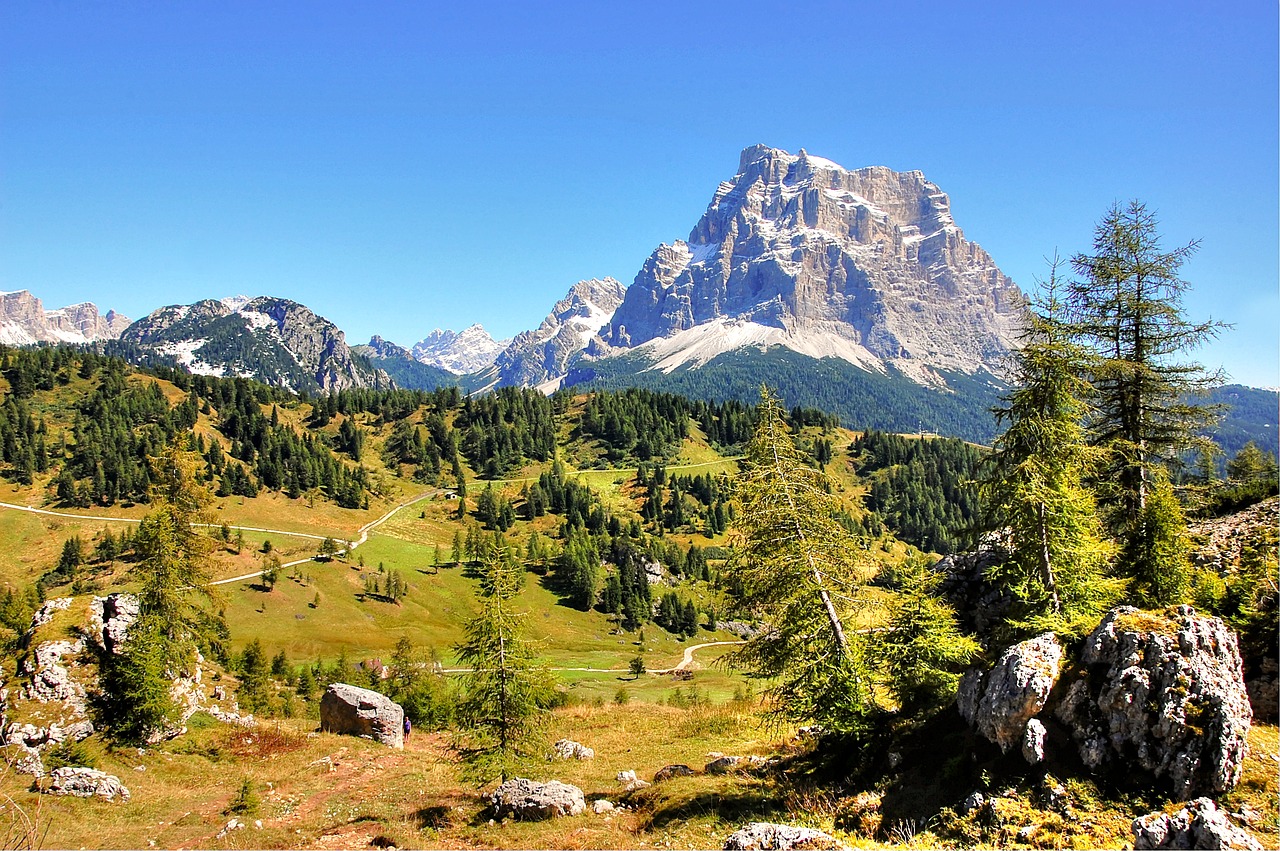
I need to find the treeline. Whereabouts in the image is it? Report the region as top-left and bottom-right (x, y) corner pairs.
(852, 431), (984, 554)
(575, 387), (837, 461)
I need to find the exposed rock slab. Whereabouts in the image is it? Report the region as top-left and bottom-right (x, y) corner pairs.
(319, 683), (404, 748)
(489, 778), (585, 819)
(44, 767), (131, 802)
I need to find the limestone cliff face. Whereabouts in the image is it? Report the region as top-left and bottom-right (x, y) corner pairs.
(122, 296), (388, 393)
(0, 290), (129, 345)
(492, 278), (626, 388)
(600, 146), (1023, 384)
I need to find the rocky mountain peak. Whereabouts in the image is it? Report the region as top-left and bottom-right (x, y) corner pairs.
(121, 295), (386, 393)
(490, 277), (626, 389)
(599, 146), (1023, 386)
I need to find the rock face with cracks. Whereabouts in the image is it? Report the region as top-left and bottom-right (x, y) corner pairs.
(319, 683), (404, 748)
(489, 778), (586, 819)
(1055, 606), (1252, 798)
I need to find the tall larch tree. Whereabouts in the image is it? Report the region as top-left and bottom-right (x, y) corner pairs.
(1068, 202), (1226, 574)
(980, 263), (1121, 636)
(725, 386), (879, 735)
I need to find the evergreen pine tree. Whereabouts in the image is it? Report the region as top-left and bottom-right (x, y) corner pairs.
(1068, 202), (1226, 567)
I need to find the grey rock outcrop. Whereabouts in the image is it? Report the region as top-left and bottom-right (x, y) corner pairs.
(319, 683), (404, 748)
(44, 767), (131, 802)
(723, 822), (845, 850)
(0, 290), (128, 346)
(89, 593), (140, 655)
(653, 763), (696, 783)
(489, 778), (586, 819)
(551, 738), (595, 760)
(28, 597), (74, 631)
(1055, 606), (1252, 798)
(24, 639), (87, 704)
(491, 278), (626, 388)
(600, 146), (1023, 387)
(935, 549), (1015, 638)
(1132, 798), (1262, 850)
(958, 632), (1062, 754)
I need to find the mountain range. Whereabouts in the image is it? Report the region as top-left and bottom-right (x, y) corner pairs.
(2, 145), (1273, 448)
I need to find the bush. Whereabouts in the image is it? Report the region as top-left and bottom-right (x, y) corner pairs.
(226, 779), (260, 817)
(43, 739), (98, 771)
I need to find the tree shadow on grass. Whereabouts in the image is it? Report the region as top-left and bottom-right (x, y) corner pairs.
(631, 779), (786, 830)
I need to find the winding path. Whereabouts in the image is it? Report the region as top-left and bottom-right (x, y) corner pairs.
(207, 489), (441, 586)
(0, 490), (440, 587)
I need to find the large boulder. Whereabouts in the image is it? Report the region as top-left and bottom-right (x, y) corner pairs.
(723, 822), (845, 850)
(1055, 606), (1252, 798)
(489, 778), (585, 819)
(319, 683), (404, 748)
(43, 767), (131, 802)
(958, 632), (1062, 754)
(1132, 798), (1262, 850)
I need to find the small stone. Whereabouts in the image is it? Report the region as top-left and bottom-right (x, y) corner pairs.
(592, 799), (615, 815)
(959, 792), (985, 815)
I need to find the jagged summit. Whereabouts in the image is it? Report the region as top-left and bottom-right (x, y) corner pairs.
(410, 324), (509, 375)
(598, 145), (1023, 386)
(490, 277), (626, 390)
(121, 295), (388, 393)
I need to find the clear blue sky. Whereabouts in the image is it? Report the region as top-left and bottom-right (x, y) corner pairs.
(3, 1), (1276, 386)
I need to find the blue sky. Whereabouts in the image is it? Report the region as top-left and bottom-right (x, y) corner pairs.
(2, 1), (1277, 386)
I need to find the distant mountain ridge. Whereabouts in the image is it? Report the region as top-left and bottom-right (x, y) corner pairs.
(0, 290), (130, 345)
(121, 296), (389, 393)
